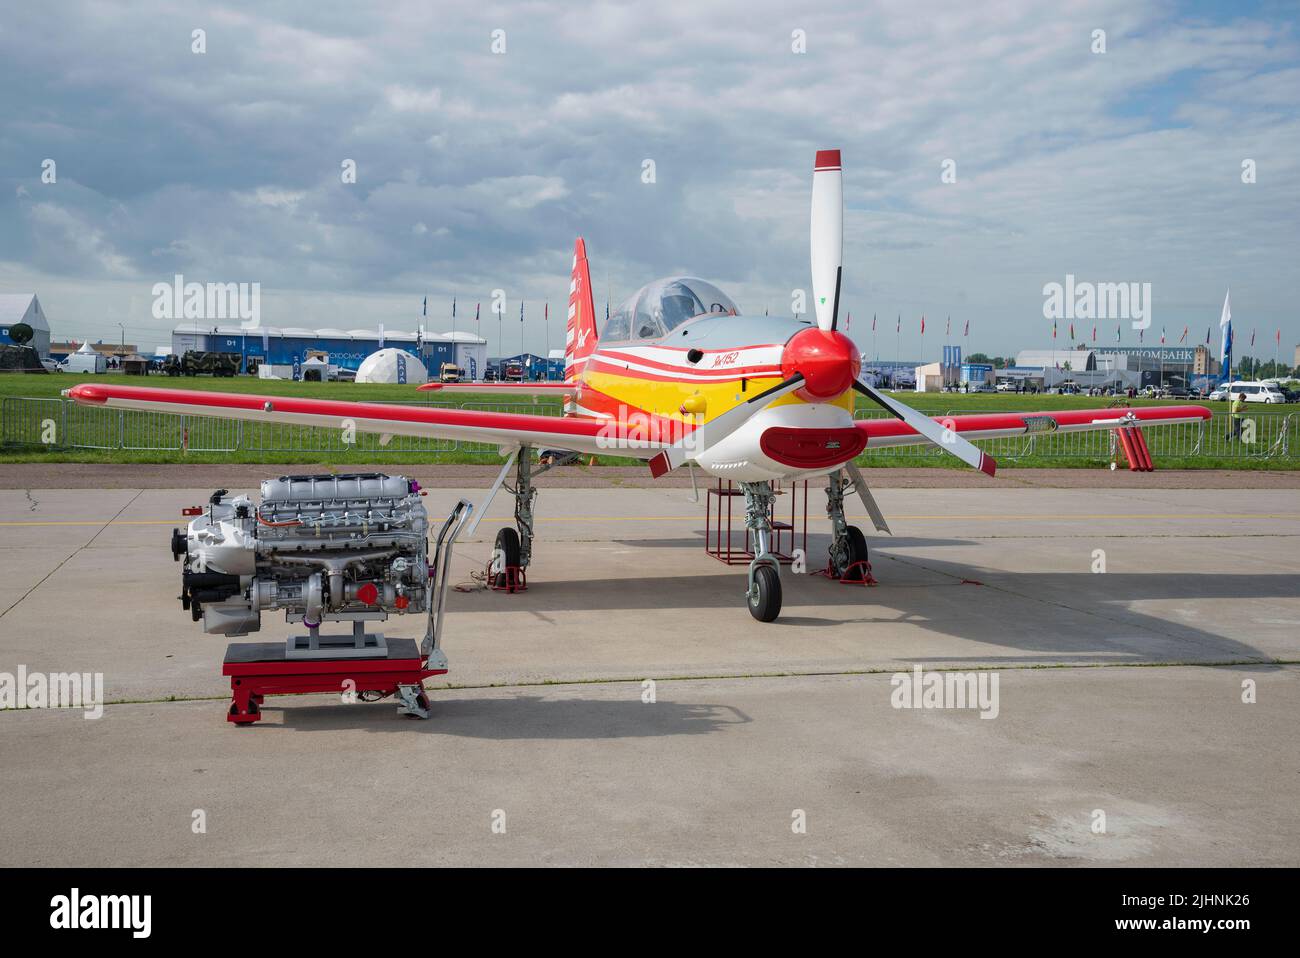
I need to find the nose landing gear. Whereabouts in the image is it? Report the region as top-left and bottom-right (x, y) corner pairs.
(740, 481), (784, 622)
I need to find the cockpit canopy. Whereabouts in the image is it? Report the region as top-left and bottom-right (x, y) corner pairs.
(601, 277), (739, 342)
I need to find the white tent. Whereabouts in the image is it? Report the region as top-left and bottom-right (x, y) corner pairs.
(354, 348), (427, 384)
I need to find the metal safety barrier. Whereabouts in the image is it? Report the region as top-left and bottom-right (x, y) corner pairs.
(0, 396), (561, 457)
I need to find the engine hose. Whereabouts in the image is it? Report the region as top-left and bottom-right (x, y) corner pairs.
(258, 515), (303, 528)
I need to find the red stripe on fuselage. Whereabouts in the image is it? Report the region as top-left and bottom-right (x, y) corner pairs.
(589, 349), (782, 382)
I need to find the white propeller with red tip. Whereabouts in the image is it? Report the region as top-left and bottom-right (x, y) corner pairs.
(811, 150), (844, 332)
(810, 149), (998, 477)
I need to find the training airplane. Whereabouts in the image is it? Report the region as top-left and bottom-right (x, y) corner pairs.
(66, 150), (1212, 621)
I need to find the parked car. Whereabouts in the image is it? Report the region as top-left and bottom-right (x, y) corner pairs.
(995, 381), (1017, 392)
(1223, 381), (1287, 404)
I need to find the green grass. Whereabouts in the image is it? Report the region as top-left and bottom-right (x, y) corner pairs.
(1, 372), (1295, 469)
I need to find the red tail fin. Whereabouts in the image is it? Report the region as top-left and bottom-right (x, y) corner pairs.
(565, 237), (598, 382)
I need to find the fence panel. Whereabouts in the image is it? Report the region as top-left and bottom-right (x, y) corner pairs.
(0, 397), (65, 448)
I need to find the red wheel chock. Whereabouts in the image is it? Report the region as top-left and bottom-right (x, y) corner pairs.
(488, 564), (528, 593)
(817, 560), (877, 586)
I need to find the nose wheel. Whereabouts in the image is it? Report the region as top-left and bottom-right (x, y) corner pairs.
(747, 564), (782, 622)
(739, 481), (785, 622)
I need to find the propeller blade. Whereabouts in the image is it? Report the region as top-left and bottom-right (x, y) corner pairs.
(810, 149), (843, 332)
(650, 373), (805, 477)
(843, 461), (891, 534)
(853, 380), (997, 477)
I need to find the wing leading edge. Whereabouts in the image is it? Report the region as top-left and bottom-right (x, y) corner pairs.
(64, 383), (665, 458)
(856, 405), (1214, 448)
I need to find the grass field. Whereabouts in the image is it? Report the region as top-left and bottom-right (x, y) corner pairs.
(1, 372), (1294, 469)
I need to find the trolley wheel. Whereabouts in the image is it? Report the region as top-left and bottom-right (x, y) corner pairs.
(493, 527), (521, 589)
(747, 564), (783, 623)
(842, 525), (869, 582)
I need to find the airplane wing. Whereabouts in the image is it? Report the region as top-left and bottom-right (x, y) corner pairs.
(856, 404), (1213, 448)
(63, 383), (663, 458)
(416, 382), (575, 396)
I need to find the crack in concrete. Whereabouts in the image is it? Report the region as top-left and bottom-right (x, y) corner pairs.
(0, 489), (143, 620)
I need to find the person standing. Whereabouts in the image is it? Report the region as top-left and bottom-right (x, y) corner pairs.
(1227, 392), (1247, 441)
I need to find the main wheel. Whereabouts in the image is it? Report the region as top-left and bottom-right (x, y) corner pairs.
(842, 525), (869, 582)
(493, 527), (521, 589)
(747, 564), (782, 622)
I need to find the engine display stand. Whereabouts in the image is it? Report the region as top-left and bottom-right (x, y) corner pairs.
(218, 497), (473, 726)
(286, 619), (387, 660)
(222, 638), (444, 725)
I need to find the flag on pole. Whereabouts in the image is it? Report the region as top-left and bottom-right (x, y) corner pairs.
(1215, 289), (1231, 367)
(1206, 326), (1211, 344)
(1069, 322), (1075, 340)
(520, 300), (525, 322)
(1160, 327), (1165, 345)
(1052, 318), (1057, 339)
(1091, 325), (1096, 341)
(846, 311), (851, 330)
(896, 314), (901, 333)
(1139, 328), (1143, 342)
(1179, 325), (1187, 344)
(422, 296), (427, 317)
(920, 315), (925, 335)
(945, 315), (950, 337)
(1250, 328), (1256, 347)
(872, 314), (876, 331)
(1277, 329), (1282, 346)
(475, 303), (480, 324)
(963, 319), (969, 337)
(1116, 323), (1121, 342)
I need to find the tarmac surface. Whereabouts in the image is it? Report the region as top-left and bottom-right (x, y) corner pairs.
(1, 467), (1297, 866)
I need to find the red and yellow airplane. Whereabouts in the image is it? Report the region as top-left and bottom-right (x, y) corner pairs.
(66, 150), (1212, 621)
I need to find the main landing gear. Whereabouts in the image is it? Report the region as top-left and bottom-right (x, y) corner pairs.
(489, 444), (582, 592)
(825, 469), (870, 583)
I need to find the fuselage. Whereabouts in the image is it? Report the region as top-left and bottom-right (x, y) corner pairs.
(569, 313), (864, 482)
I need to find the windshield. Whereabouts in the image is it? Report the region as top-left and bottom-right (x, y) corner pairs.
(602, 277), (739, 341)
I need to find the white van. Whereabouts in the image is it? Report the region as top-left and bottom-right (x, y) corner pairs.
(1224, 381), (1286, 404)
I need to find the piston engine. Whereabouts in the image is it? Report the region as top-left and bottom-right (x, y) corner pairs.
(172, 474), (430, 636)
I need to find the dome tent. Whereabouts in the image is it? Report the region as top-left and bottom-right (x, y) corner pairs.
(354, 348), (427, 384)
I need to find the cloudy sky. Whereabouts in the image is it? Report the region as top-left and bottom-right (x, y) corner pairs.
(1, 0), (1297, 360)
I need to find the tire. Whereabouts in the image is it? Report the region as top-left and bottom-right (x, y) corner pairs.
(493, 527), (521, 589)
(747, 564), (782, 622)
(842, 525), (870, 582)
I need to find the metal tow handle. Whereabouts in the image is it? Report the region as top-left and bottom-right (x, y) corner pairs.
(421, 499), (474, 666)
